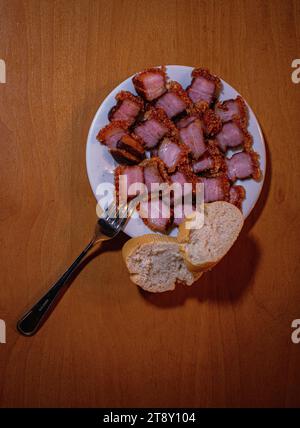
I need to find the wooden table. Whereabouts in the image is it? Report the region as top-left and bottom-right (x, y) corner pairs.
(0, 0), (300, 408)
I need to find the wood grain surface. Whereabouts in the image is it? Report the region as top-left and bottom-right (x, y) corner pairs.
(0, 0), (300, 408)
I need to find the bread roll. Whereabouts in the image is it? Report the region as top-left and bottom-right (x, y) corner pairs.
(178, 201), (244, 271)
(122, 202), (244, 292)
(122, 234), (202, 292)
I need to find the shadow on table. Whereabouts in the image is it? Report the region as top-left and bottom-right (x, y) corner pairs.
(139, 232), (261, 308)
(139, 131), (271, 308)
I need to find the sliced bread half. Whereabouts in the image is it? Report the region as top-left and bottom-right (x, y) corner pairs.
(178, 201), (244, 271)
(122, 234), (202, 292)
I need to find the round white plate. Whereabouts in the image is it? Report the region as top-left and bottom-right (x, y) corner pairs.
(86, 65), (266, 238)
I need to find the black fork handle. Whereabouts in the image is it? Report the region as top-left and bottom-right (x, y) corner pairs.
(17, 240), (95, 336)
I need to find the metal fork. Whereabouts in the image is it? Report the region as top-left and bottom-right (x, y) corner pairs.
(17, 199), (133, 336)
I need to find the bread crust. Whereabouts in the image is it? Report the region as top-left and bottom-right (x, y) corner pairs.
(180, 248), (218, 272)
(122, 233), (177, 262)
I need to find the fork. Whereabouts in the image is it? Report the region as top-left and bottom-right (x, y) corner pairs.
(17, 199), (132, 336)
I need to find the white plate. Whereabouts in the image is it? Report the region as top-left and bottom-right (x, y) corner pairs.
(86, 65), (266, 238)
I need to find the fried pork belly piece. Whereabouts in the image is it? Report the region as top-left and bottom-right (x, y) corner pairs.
(187, 68), (221, 110)
(179, 118), (206, 159)
(115, 165), (144, 202)
(192, 141), (225, 176)
(192, 140), (227, 177)
(155, 81), (192, 118)
(170, 169), (190, 187)
(193, 155), (214, 174)
(202, 108), (222, 136)
(176, 114), (198, 129)
(170, 166), (199, 226)
(139, 198), (173, 233)
(170, 164), (199, 197)
(176, 108), (221, 137)
(138, 158), (172, 232)
(171, 165), (229, 203)
(140, 158), (170, 192)
(132, 66), (167, 102)
(215, 120), (252, 152)
(229, 185), (246, 209)
(98, 122), (145, 164)
(97, 121), (128, 149)
(110, 134), (145, 165)
(108, 91), (143, 125)
(200, 175), (230, 203)
(133, 107), (177, 149)
(226, 151), (261, 182)
(176, 106), (221, 137)
(215, 96), (247, 126)
(110, 148), (142, 165)
(116, 134), (145, 160)
(157, 137), (189, 173)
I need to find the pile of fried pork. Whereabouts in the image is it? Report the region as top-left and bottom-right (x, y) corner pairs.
(97, 66), (261, 233)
